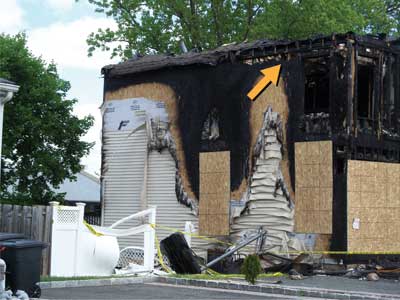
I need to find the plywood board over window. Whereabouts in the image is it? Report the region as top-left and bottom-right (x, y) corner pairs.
(199, 151), (230, 236)
(347, 160), (400, 252)
(294, 141), (333, 234)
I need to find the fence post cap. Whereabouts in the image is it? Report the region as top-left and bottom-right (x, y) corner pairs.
(76, 202), (86, 207)
(49, 201), (60, 206)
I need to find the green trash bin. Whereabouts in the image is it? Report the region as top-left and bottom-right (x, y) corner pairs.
(0, 239), (47, 298)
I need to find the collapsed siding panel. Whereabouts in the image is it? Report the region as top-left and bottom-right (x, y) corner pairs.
(231, 108), (301, 253)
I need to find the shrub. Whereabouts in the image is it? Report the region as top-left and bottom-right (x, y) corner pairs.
(240, 254), (263, 284)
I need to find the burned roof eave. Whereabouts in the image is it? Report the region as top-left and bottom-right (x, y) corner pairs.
(102, 53), (223, 77)
(102, 32), (400, 78)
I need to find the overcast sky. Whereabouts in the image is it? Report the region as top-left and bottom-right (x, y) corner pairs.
(1, 0), (121, 176)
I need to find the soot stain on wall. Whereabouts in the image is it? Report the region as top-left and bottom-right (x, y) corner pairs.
(104, 60), (297, 199)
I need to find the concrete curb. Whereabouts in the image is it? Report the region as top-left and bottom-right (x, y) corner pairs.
(38, 276), (154, 289)
(156, 276), (400, 300)
(39, 276), (400, 300)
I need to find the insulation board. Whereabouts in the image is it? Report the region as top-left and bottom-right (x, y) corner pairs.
(199, 151), (230, 235)
(347, 160), (400, 252)
(294, 141), (333, 234)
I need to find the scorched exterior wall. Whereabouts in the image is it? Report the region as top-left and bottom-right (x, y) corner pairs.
(101, 33), (400, 256)
(101, 99), (206, 253)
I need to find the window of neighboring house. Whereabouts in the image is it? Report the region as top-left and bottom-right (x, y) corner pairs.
(304, 57), (330, 113)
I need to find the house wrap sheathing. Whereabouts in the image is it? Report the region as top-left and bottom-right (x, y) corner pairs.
(102, 98), (208, 254)
(102, 32), (400, 256)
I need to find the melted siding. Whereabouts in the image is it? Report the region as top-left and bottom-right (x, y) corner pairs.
(231, 109), (299, 253)
(102, 128), (207, 255)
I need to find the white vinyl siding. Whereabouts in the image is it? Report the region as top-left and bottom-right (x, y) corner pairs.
(102, 128), (206, 255)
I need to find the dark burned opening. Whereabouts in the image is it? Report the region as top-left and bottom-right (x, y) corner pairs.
(357, 60), (375, 132)
(383, 55), (398, 135)
(302, 57), (331, 136)
(200, 107), (228, 152)
(304, 57), (330, 113)
(357, 65), (374, 117)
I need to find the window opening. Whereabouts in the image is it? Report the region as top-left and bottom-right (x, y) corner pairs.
(200, 108), (227, 152)
(383, 56), (398, 135)
(357, 64), (374, 118)
(356, 58), (375, 133)
(304, 57), (330, 113)
(201, 107), (220, 141)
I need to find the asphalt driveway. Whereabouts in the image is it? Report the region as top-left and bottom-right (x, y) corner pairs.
(40, 282), (317, 300)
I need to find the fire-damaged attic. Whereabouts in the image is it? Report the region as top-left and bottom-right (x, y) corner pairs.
(100, 32), (400, 257)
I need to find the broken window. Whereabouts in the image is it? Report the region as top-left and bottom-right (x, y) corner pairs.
(200, 108), (227, 152)
(356, 58), (375, 133)
(301, 57), (331, 135)
(201, 108), (220, 141)
(304, 57), (330, 114)
(383, 55), (398, 135)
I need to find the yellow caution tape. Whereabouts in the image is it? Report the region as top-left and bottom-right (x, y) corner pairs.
(150, 224), (172, 273)
(150, 224), (400, 255)
(150, 223), (234, 246)
(83, 220), (104, 237)
(206, 268), (220, 275)
(267, 272), (285, 277)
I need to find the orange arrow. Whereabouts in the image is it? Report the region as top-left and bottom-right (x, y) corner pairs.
(247, 64), (281, 101)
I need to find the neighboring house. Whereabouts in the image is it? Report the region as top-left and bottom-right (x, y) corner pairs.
(55, 170), (100, 214)
(100, 32), (400, 256)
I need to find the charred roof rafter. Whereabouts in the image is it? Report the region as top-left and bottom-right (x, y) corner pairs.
(102, 32), (400, 78)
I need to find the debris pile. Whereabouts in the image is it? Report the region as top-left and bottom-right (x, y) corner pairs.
(158, 230), (400, 285)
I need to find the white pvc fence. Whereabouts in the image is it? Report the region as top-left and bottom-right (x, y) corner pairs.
(50, 202), (156, 277)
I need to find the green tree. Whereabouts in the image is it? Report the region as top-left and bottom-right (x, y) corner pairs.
(80, 0), (399, 59)
(0, 33), (94, 205)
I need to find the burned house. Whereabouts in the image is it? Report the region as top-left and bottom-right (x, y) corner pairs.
(101, 32), (400, 255)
